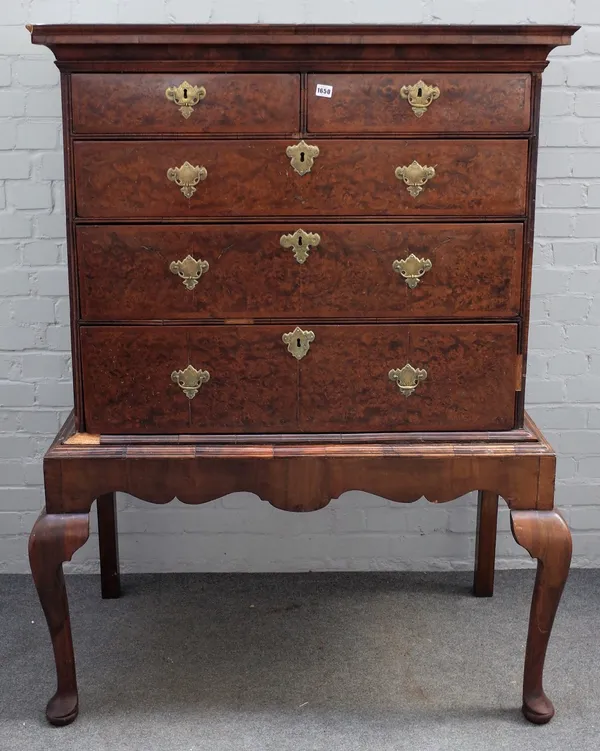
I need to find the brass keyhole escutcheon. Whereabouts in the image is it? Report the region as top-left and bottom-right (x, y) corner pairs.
(165, 80), (206, 119)
(171, 364), (210, 399)
(282, 327), (315, 360)
(280, 229), (321, 264)
(169, 255), (210, 290)
(167, 161), (208, 198)
(395, 161), (436, 198)
(400, 80), (440, 117)
(389, 363), (427, 397)
(286, 140), (320, 176)
(393, 253), (432, 288)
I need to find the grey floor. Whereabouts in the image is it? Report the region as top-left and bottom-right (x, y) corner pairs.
(0, 570), (598, 751)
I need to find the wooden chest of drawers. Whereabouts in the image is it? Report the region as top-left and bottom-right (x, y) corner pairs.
(29, 24), (578, 729)
(32, 23), (575, 441)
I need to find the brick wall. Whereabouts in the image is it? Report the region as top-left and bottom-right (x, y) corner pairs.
(1, 0), (599, 573)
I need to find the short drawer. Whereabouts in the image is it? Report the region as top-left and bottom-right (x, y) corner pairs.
(73, 139), (528, 218)
(307, 73), (532, 133)
(80, 323), (518, 434)
(77, 223), (524, 321)
(71, 73), (300, 134)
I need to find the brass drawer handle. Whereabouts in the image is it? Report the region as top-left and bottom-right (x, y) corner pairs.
(392, 253), (432, 288)
(286, 140), (320, 176)
(400, 80), (440, 117)
(282, 327), (315, 360)
(171, 364), (210, 399)
(165, 80), (206, 119)
(169, 255), (209, 290)
(389, 364), (427, 397)
(395, 161), (436, 198)
(280, 229), (321, 264)
(167, 161), (208, 198)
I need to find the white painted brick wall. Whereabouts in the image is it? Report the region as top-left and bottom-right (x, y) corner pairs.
(1, 0), (599, 573)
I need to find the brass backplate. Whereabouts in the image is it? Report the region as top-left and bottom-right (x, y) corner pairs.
(395, 161), (436, 198)
(400, 80), (440, 117)
(392, 253), (432, 288)
(169, 255), (210, 290)
(166, 161), (208, 198)
(282, 327), (315, 360)
(165, 80), (206, 119)
(280, 229), (321, 264)
(286, 140), (320, 176)
(171, 364), (210, 399)
(389, 363), (427, 397)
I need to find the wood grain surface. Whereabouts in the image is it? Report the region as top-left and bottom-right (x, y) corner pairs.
(73, 139), (528, 218)
(76, 223), (524, 321)
(307, 73), (531, 133)
(79, 323), (518, 434)
(72, 73), (300, 134)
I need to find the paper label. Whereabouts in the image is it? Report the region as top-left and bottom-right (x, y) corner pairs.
(315, 83), (333, 98)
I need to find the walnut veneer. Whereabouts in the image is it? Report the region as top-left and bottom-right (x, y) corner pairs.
(27, 24), (577, 727)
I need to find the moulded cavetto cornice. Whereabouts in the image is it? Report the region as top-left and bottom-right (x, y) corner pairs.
(27, 24), (579, 67)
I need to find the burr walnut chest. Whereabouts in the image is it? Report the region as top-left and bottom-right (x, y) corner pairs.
(31, 24), (575, 439)
(28, 24), (577, 728)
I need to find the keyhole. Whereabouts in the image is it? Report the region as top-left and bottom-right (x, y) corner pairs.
(297, 338), (301, 348)
(298, 236), (303, 246)
(417, 87), (422, 98)
(300, 152), (305, 163)
(183, 88), (188, 100)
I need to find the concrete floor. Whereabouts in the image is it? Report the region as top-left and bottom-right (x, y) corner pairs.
(0, 570), (598, 751)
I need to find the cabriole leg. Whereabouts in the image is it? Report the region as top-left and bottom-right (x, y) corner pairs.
(97, 492), (121, 599)
(473, 490), (499, 597)
(510, 510), (572, 724)
(29, 511), (90, 726)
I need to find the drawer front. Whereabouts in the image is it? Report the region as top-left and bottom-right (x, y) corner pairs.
(73, 139), (528, 218)
(307, 73), (532, 133)
(80, 324), (518, 434)
(77, 223), (523, 321)
(71, 73), (300, 134)
(80, 325), (299, 434)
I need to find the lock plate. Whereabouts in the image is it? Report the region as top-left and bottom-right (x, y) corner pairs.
(282, 327), (315, 360)
(165, 80), (206, 119)
(280, 229), (321, 264)
(286, 140), (320, 176)
(400, 80), (440, 117)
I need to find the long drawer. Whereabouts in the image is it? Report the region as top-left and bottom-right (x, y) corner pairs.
(77, 223), (524, 321)
(71, 73), (301, 134)
(73, 139), (528, 218)
(80, 323), (519, 434)
(307, 73), (532, 133)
